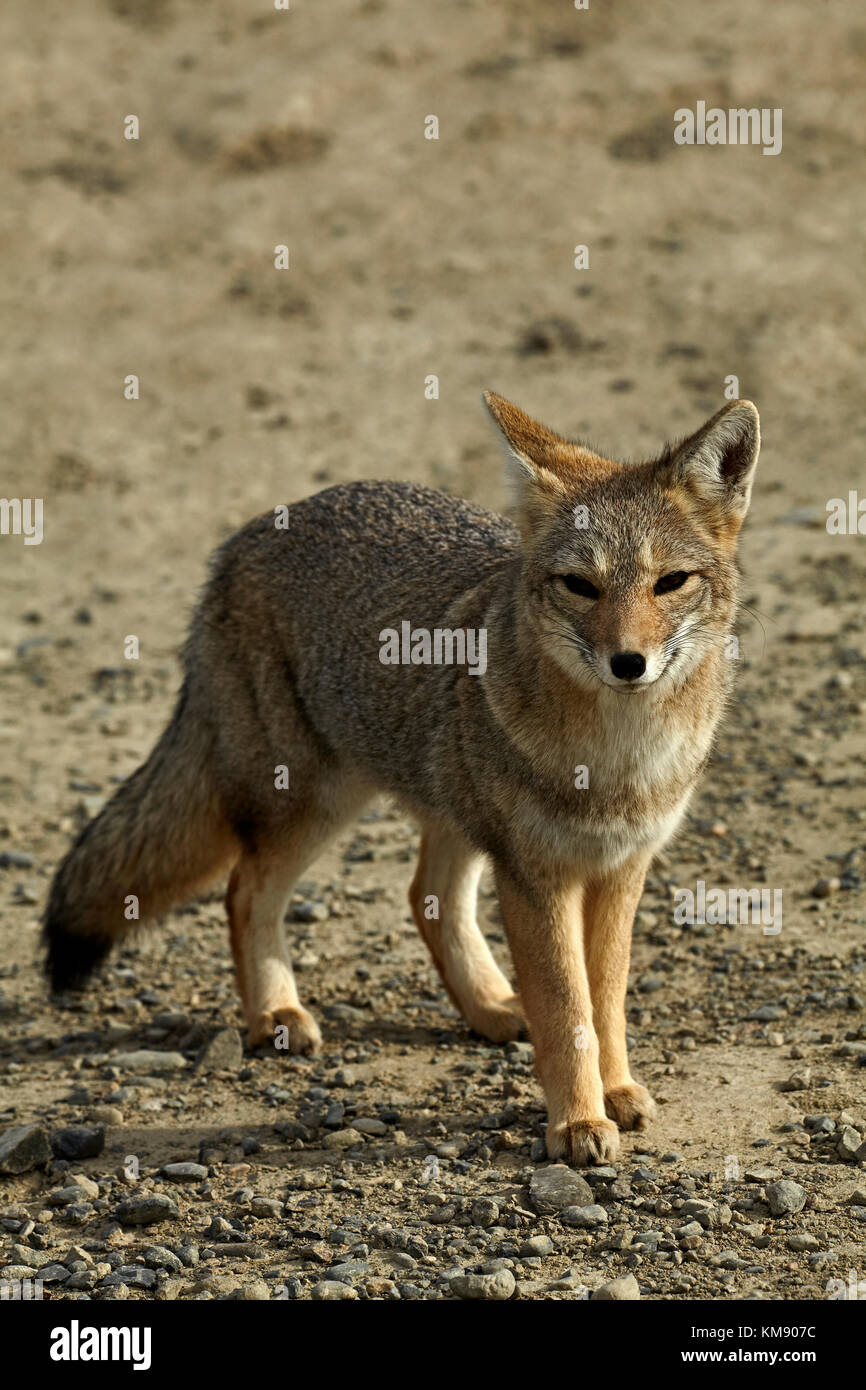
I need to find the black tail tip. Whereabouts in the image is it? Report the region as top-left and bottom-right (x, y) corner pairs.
(43, 916), (112, 994)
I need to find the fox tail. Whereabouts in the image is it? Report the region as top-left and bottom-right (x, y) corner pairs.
(43, 681), (236, 992)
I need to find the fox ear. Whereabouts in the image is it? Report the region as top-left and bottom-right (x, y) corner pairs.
(666, 400), (760, 525)
(482, 391), (574, 492)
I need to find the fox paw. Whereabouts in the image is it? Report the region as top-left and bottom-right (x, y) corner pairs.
(604, 1082), (656, 1132)
(248, 1006), (322, 1055)
(467, 993), (526, 1044)
(548, 1117), (620, 1166)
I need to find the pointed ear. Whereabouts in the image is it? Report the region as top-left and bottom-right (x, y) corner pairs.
(665, 400), (760, 527)
(482, 390), (577, 491)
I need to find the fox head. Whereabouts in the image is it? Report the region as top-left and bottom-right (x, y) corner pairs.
(483, 391), (760, 694)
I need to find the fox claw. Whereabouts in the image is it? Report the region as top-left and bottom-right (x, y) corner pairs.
(604, 1083), (656, 1131)
(467, 994), (526, 1043)
(548, 1117), (620, 1166)
(248, 1005), (322, 1054)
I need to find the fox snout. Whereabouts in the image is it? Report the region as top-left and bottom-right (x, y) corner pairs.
(609, 650), (646, 683)
(591, 610), (681, 690)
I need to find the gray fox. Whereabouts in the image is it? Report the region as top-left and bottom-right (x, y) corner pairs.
(44, 391), (760, 1165)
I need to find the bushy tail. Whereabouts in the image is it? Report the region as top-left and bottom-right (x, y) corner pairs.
(43, 682), (237, 993)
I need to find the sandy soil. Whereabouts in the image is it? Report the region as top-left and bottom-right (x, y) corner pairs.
(0, 0), (864, 1302)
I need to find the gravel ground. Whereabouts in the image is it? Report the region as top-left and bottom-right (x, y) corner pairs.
(1, 0), (864, 1302)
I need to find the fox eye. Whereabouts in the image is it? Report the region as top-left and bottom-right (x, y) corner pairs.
(654, 571), (690, 594)
(562, 574), (600, 600)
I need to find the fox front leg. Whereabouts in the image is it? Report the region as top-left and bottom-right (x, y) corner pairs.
(583, 852), (657, 1133)
(495, 870), (619, 1165)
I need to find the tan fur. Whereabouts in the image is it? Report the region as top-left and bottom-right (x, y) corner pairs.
(44, 393), (759, 1165)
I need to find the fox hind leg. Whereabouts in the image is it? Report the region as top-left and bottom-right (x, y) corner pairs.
(227, 781), (370, 1054)
(409, 821), (525, 1043)
(227, 847), (322, 1053)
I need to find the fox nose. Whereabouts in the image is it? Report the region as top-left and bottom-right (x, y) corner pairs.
(610, 651), (646, 681)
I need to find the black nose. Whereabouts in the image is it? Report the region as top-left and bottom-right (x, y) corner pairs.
(610, 651), (646, 681)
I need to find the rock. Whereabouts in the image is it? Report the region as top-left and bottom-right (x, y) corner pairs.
(204, 1215), (238, 1241)
(351, 1116), (387, 1136)
(365, 1277), (398, 1299)
(425, 1202), (457, 1224)
(97, 1283), (130, 1301)
(250, 1197), (283, 1218)
(470, 1197), (500, 1227)
(50, 1124), (105, 1160)
(583, 1166), (619, 1184)
(323, 1128), (363, 1149)
(0, 1265), (43, 1285)
(8, 1246), (51, 1269)
(609, 1179), (632, 1200)
(449, 1269), (515, 1301)
(744, 1166), (782, 1184)
(674, 1221), (704, 1240)
(638, 975), (665, 994)
(143, 1246), (184, 1273)
(61, 1201), (95, 1226)
(162, 1162), (209, 1182)
(747, 1006), (784, 1022)
(804, 1115), (835, 1134)
(103, 1267), (157, 1290)
(519, 1235), (555, 1257)
(680, 1198), (732, 1229)
(310, 1280), (359, 1300)
(765, 1181), (806, 1217)
(811, 878), (840, 899)
(197, 1029), (243, 1073)
(223, 1279), (271, 1300)
(787, 1233), (821, 1252)
(111, 1050), (188, 1073)
(779, 1071), (811, 1092)
(34, 1263), (72, 1284)
(88, 1106), (124, 1126)
(560, 1204), (608, 1228)
(48, 1178), (100, 1205)
(0, 1124), (51, 1174)
(836, 1127), (863, 1163)
(591, 1274), (641, 1301)
(529, 1164), (593, 1213)
(0, 850), (34, 869)
(710, 1249), (750, 1270)
(328, 1260), (372, 1282)
(291, 900), (329, 923)
(114, 1194), (179, 1226)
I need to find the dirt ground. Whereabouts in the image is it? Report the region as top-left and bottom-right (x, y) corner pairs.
(1, 0), (864, 1303)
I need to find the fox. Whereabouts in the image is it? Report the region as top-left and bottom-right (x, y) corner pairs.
(43, 391), (760, 1166)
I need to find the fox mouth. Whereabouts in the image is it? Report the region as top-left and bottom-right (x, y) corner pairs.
(599, 674), (659, 692)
